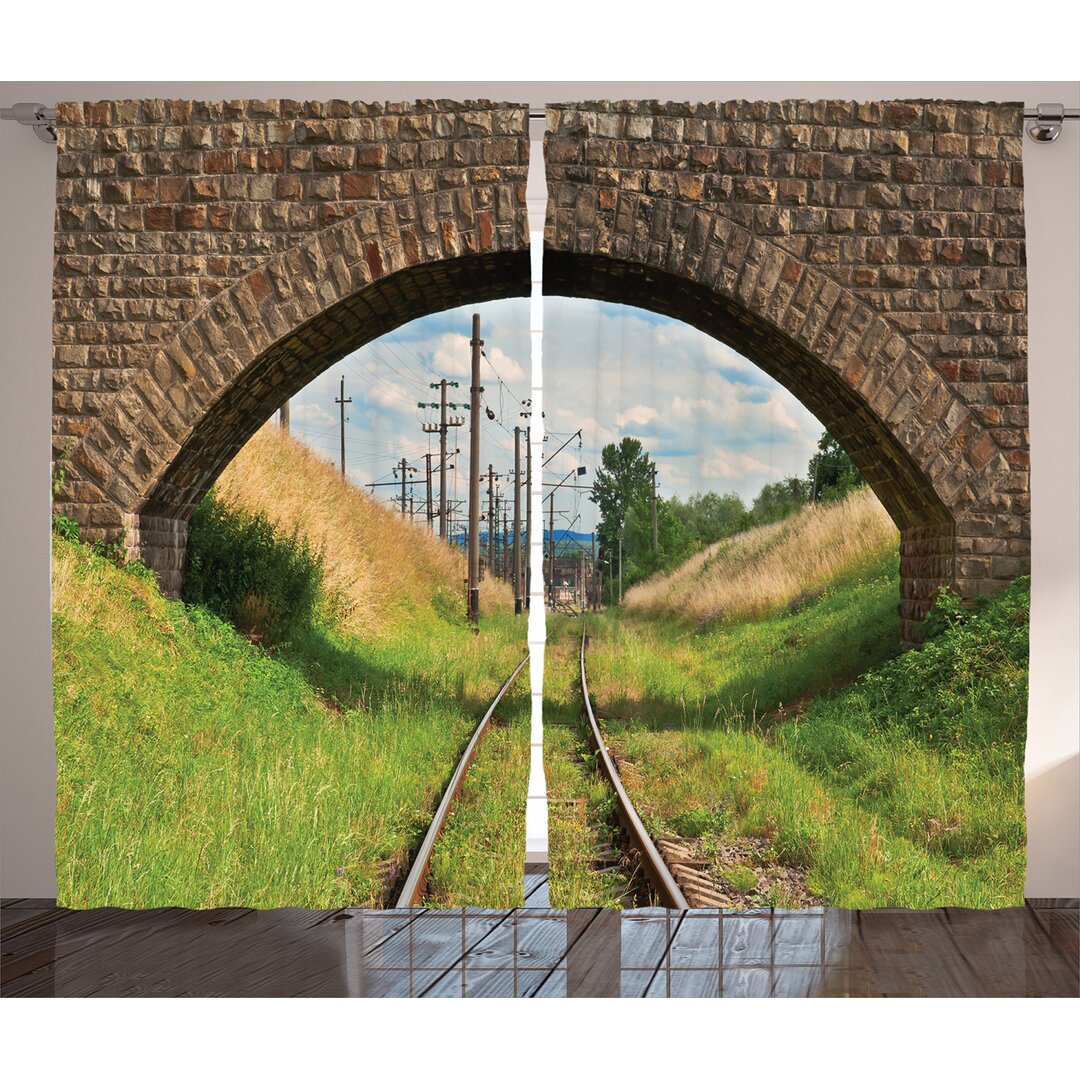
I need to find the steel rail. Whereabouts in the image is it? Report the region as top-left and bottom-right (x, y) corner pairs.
(579, 620), (689, 909)
(394, 649), (531, 908)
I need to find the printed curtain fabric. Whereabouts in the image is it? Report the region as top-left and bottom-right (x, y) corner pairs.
(51, 98), (1028, 915)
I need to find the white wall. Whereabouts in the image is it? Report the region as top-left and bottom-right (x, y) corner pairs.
(2, 81), (1076, 898)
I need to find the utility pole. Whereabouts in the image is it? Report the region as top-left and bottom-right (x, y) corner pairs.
(386, 460), (414, 518)
(524, 421), (532, 610)
(513, 426), (522, 615)
(650, 461), (659, 555)
(279, 399), (290, 433)
(425, 453), (434, 530)
(618, 535), (624, 604)
(548, 495), (555, 610)
(420, 383), (464, 538)
(486, 464), (497, 583)
(467, 314), (483, 624)
(420, 379), (465, 540)
(590, 531), (596, 611)
(440, 378), (449, 533)
(503, 502), (509, 586)
(811, 453), (819, 505)
(335, 377), (351, 477)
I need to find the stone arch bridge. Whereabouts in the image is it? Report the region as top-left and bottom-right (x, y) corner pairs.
(51, 97), (1029, 643)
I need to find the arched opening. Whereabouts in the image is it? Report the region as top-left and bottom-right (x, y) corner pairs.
(54, 292), (538, 910)
(545, 250), (959, 640)
(77, 251), (531, 593)
(536, 289), (1026, 912)
(145, 252), (529, 521)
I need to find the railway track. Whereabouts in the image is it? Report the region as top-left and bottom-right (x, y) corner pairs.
(578, 621), (689, 909)
(394, 650), (530, 908)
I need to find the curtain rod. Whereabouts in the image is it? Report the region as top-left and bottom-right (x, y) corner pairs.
(4, 102), (1078, 144)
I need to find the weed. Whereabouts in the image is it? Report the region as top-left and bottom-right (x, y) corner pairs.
(718, 864), (758, 894)
(52, 515), (81, 543)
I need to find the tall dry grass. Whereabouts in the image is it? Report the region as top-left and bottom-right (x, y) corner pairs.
(213, 424), (513, 638)
(623, 486), (898, 626)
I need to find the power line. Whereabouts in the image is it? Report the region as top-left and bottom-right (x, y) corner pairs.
(341, 358), (417, 410)
(365, 341), (431, 395)
(481, 346), (525, 411)
(376, 338), (437, 390)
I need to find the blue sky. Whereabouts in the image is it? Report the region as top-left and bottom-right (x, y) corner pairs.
(286, 297), (824, 536)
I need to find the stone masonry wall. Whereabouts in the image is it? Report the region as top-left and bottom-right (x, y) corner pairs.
(50, 97), (1029, 642)
(52, 98), (529, 542)
(543, 100), (1029, 636)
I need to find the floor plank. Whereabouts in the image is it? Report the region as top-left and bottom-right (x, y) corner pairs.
(2, 901), (1076, 997)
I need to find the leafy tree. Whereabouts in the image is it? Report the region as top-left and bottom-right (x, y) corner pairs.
(750, 476), (810, 524)
(589, 437), (654, 565)
(807, 432), (865, 502)
(621, 493), (686, 583)
(667, 490), (748, 550)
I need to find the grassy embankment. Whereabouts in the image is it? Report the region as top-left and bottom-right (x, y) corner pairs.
(54, 426), (527, 909)
(554, 488), (1027, 908)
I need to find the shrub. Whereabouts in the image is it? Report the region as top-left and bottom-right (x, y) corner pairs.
(183, 493), (323, 645)
(52, 514), (81, 543)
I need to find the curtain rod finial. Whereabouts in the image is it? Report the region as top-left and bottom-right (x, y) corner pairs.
(1, 102), (57, 143)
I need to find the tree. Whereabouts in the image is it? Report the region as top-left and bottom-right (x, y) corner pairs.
(623, 493), (686, 582)
(750, 476), (810, 524)
(807, 432), (864, 502)
(589, 437), (653, 564)
(667, 490), (748, 549)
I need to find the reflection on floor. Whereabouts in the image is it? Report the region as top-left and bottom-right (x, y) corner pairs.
(2, 899), (1076, 997)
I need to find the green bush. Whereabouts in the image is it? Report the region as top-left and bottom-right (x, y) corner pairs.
(183, 493), (323, 645)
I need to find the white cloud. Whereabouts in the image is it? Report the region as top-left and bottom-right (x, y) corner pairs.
(660, 463), (690, 488)
(291, 402), (334, 428)
(764, 394), (802, 433)
(360, 381), (418, 415)
(575, 415), (616, 448)
(615, 404), (659, 428)
(671, 396), (719, 421)
(700, 447), (775, 482)
(429, 333), (526, 384)
(285, 296), (828, 530)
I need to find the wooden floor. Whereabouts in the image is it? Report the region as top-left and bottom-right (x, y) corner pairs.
(2, 898), (1075, 997)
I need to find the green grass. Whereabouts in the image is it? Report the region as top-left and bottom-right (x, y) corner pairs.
(570, 556), (1027, 909)
(53, 536), (526, 909)
(584, 548), (901, 729)
(769, 580), (1028, 872)
(718, 865), (758, 893)
(424, 695), (530, 908)
(542, 626), (632, 909)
